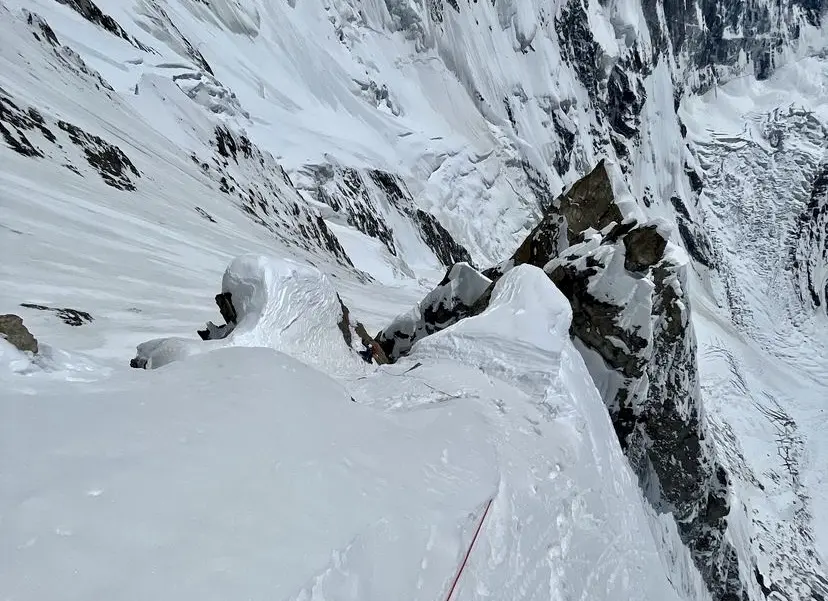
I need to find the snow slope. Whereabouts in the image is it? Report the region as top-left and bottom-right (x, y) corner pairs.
(1, 0), (827, 599)
(2, 345), (495, 601)
(1, 260), (709, 601)
(680, 55), (828, 598)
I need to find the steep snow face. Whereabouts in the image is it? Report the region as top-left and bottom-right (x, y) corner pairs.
(353, 265), (712, 601)
(3, 0), (823, 277)
(1, 261), (711, 601)
(2, 0), (828, 599)
(681, 56), (828, 600)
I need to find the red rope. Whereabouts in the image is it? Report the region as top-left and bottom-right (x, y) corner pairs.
(444, 498), (494, 601)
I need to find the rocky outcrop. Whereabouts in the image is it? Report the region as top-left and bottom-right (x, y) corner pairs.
(337, 296), (390, 365)
(375, 262), (491, 361)
(0, 314), (38, 353)
(24, 9), (116, 92)
(1, 32), (139, 191)
(20, 303), (93, 326)
(300, 163), (398, 256)
(58, 120), (140, 191)
(545, 226), (740, 600)
(507, 160), (623, 271)
(296, 163), (472, 267)
(794, 163), (828, 313)
(191, 126), (353, 268)
(55, 0), (152, 51)
(623, 224), (668, 272)
(197, 292), (238, 342)
(671, 195), (717, 269)
(480, 163), (742, 600)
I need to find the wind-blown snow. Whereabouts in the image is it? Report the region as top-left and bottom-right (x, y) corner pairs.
(135, 255), (366, 375)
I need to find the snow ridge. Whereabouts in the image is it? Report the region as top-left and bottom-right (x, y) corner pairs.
(2, 0), (828, 600)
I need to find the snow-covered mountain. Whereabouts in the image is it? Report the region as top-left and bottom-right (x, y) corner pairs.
(1, 0), (826, 600)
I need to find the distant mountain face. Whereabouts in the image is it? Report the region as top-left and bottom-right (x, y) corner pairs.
(2, 0), (827, 600)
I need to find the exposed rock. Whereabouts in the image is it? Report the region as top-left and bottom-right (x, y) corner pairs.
(555, 0), (602, 105)
(197, 292), (238, 342)
(57, 120), (140, 190)
(376, 262), (491, 361)
(355, 322), (389, 365)
(55, 0), (153, 52)
(1, 81), (137, 190)
(333, 293), (391, 364)
(24, 10), (115, 92)
(671, 196), (717, 269)
(196, 322), (232, 341)
(511, 160), (623, 269)
(334, 292), (390, 364)
(129, 356), (148, 369)
(301, 163), (397, 256)
(57, 0), (130, 40)
(623, 225), (668, 272)
(25, 10), (60, 46)
(201, 127), (354, 268)
(20, 303), (93, 326)
(510, 208), (567, 269)
(544, 226), (742, 601)
(411, 208), (472, 267)
(606, 46), (649, 144)
(0, 314), (38, 353)
(547, 248), (649, 380)
(195, 206), (216, 223)
(215, 292), (238, 325)
(793, 163), (828, 313)
(0, 92), (56, 158)
(336, 294), (353, 347)
(296, 164), (471, 267)
(558, 160), (623, 243)
(677, 218), (717, 269)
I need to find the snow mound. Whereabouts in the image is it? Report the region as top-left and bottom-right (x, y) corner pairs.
(352, 265), (707, 600)
(134, 255), (364, 374)
(0, 338), (31, 375)
(420, 263), (573, 362)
